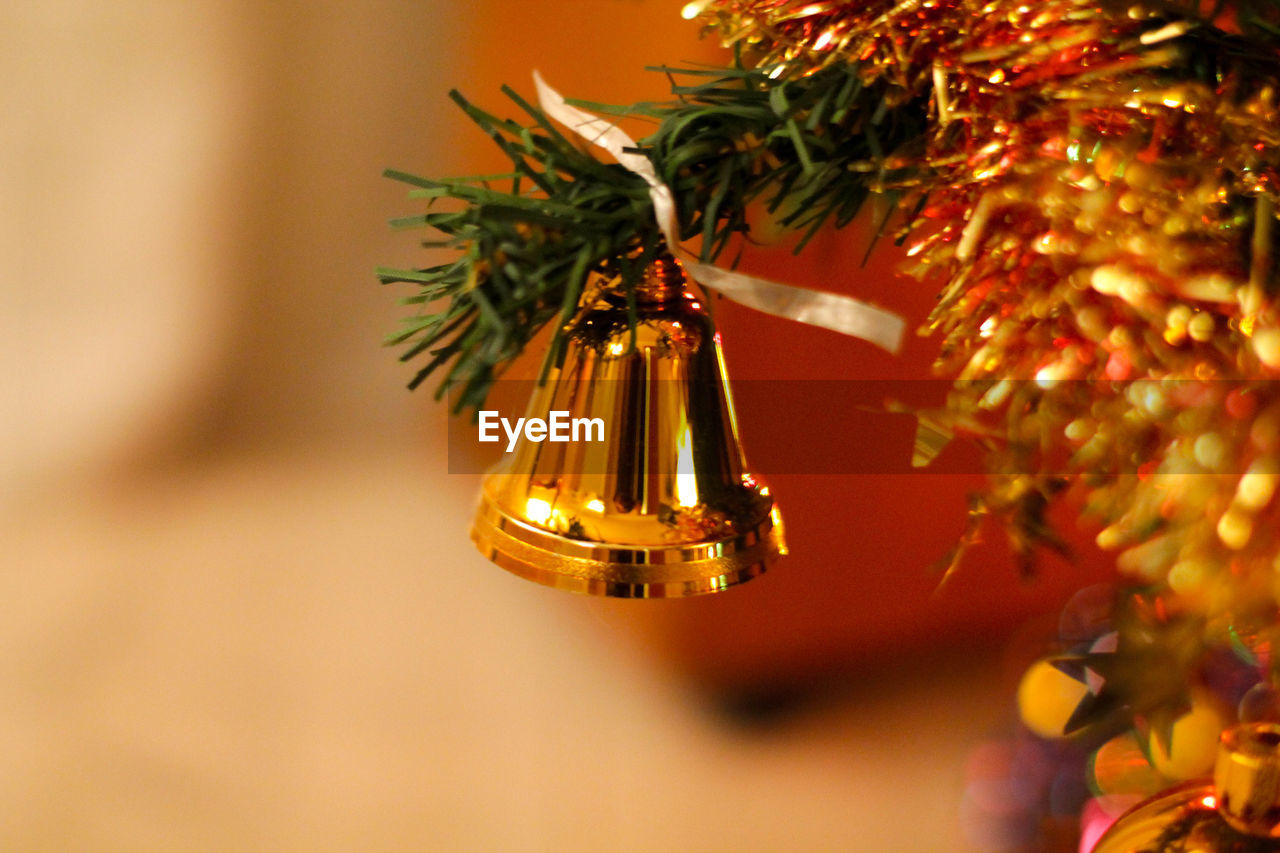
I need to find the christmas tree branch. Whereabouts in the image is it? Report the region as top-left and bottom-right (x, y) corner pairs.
(382, 62), (927, 410)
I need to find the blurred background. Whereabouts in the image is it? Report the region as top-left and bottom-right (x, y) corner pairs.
(1, 1), (1113, 849)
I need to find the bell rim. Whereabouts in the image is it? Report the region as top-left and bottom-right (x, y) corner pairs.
(472, 492), (785, 563)
(470, 496), (785, 598)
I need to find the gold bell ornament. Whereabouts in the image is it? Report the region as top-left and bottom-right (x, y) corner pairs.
(470, 252), (785, 598)
(1092, 722), (1280, 852)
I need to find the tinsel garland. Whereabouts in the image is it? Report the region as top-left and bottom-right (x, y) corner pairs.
(696, 0), (1280, 721)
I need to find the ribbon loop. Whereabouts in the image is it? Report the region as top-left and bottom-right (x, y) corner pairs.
(533, 71), (905, 354)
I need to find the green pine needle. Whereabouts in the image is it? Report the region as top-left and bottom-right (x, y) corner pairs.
(382, 61), (928, 408)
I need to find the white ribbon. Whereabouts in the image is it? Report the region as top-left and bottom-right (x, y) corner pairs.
(532, 71), (905, 354)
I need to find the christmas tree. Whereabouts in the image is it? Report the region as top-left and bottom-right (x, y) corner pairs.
(383, 1), (1280, 849)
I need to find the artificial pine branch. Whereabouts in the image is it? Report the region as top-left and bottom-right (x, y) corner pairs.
(381, 62), (927, 410)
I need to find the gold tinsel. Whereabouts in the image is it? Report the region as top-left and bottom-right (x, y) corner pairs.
(700, 1), (1280, 642)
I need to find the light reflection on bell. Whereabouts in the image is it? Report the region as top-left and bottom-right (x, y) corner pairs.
(470, 253), (785, 598)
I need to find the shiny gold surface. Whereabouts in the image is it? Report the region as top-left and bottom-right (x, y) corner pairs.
(1091, 781), (1218, 853)
(1216, 723), (1280, 838)
(1094, 723), (1280, 852)
(471, 255), (785, 597)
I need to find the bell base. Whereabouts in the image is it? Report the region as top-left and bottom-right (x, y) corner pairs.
(471, 499), (783, 599)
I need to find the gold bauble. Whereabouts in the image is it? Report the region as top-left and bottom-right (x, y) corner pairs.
(1016, 659), (1090, 739)
(1093, 722), (1280, 852)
